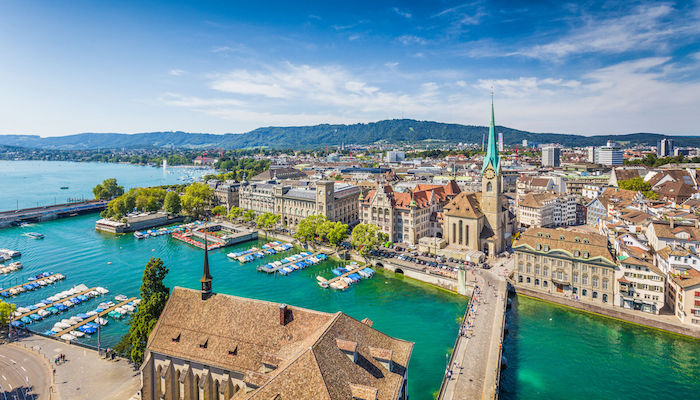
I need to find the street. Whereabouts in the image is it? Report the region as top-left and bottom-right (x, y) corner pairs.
(0, 344), (50, 400)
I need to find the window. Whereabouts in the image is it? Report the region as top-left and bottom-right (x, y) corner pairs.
(518, 263), (523, 272)
(527, 264), (531, 273)
(592, 277), (599, 288)
(592, 291), (598, 299)
(543, 267), (549, 276)
(543, 280), (548, 287)
(573, 273), (578, 283)
(535, 279), (540, 286)
(573, 287), (578, 294)
(603, 294), (608, 303)
(518, 275), (523, 283)
(487, 182), (493, 192)
(526, 277), (531, 283)
(535, 266), (540, 275)
(582, 289), (588, 296)
(602, 279), (609, 290)
(582, 275), (588, 285)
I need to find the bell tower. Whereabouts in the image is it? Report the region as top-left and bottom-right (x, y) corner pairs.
(481, 91), (504, 254)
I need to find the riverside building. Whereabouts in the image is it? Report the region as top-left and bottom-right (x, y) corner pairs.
(513, 228), (618, 305)
(140, 242), (413, 400)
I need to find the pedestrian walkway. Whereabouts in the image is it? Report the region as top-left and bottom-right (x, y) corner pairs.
(439, 268), (508, 400)
(15, 334), (139, 400)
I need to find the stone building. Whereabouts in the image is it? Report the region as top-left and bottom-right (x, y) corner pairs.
(359, 181), (460, 244)
(213, 181), (240, 209)
(239, 181), (361, 226)
(440, 97), (509, 258)
(140, 244), (413, 400)
(513, 228), (618, 305)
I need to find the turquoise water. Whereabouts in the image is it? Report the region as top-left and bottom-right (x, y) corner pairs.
(501, 295), (700, 399)
(0, 160), (214, 211)
(0, 214), (466, 399)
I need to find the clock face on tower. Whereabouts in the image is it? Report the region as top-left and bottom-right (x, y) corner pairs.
(484, 168), (496, 180)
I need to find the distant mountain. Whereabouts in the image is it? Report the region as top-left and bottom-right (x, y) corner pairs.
(1, 120), (698, 149)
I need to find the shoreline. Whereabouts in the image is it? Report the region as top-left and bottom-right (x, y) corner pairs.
(512, 285), (700, 340)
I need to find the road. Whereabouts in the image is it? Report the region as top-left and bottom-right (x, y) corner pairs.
(0, 344), (50, 400)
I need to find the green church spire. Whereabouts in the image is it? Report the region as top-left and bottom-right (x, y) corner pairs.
(482, 90), (500, 174)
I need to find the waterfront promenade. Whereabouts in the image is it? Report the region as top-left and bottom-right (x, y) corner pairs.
(14, 334), (139, 400)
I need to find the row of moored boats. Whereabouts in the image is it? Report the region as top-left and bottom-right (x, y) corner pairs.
(1, 272), (64, 297)
(318, 263), (375, 290)
(0, 261), (23, 276)
(12, 284), (106, 326)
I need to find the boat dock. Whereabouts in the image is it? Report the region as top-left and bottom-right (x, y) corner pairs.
(0, 200), (108, 228)
(319, 264), (367, 287)
(257, 251), (324, 273)
(53, 297), (137, 339)
(2, 273), (65, 297)
(12, 287), (97, 322)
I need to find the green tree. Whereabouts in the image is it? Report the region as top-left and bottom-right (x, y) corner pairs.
(212, 205), (227, 216)
(115, 257), (170, 365)
(618, 177), (651, 192)
(93, 178), (124, 200)
(227, 206), (243, 220)
(295, 215), (326, 244)
(351, 223), (381, 259)
(256, 212), (281, 237)
(0, 301), (16, 328)
(164, 191), (181, 214)
(181, 183), (213, 218)
(327, 221), (349, 247)
(242, 210), (256, 223)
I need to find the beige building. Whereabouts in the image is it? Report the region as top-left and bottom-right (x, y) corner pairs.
(360, 181), (460, 244)
(239, 181), (361, 226)
(440, 100), (509, 258)
(513, 228), (618, 305)
(617, 255), (664, 314)
(666, 268), (700, 326)
(140, 248), (413, 400)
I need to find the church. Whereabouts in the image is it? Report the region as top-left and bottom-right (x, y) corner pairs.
(440, 97), (511, 259)
(140, 237), (413, 400)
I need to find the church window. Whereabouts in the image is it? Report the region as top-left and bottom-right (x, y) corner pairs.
(452, 223), (456, 243)
(487, 182), (493, 192)
(459, 220), (463, 244)
(466, 225), (469, 245)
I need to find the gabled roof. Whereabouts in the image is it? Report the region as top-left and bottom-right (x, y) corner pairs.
(443, 192), (484, 218)
(148, 288), (413, 400)
(513, 228), (615, 265)
(518, 192), (558, 209)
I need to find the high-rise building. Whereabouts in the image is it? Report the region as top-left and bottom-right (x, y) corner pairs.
(385, 150), (405, 163)
(541, 146), (561, 167)
(587, 146), (597, 163)
(597, 141), (623, 166)
(657, 138), (674, 157)
(522, 139), (528, 147)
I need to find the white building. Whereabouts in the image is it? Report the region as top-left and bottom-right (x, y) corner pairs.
(597, 141), (623, 166)
(385, 150), (405, 163)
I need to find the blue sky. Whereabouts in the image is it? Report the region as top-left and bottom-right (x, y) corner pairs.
(1, 0), (700, 136)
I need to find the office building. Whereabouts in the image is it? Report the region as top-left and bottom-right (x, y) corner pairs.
(385, 150), (406, 163)
(657, 138), (674, 157)
(597, 141), (623, 166)
(541, 146), (561, 167)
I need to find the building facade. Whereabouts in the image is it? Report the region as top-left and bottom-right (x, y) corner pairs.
(596, 141), (623, 166)
(541, 146), (561, 167)
(513, 228), (618, 305)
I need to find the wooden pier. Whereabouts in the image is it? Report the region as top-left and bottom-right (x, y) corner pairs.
(321, 264), (366, 286)
(12, 287), (97, 321)
(54, 297), (137, 339)
(3, 273), (65, 297)
(258, 251), (324, 273)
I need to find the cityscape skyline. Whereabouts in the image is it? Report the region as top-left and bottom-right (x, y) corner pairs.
(2, 0), (700, 137)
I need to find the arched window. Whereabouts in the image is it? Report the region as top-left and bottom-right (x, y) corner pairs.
(458, 220), (463, 244)
(465, 224), (470, 245)
(487, 182), (493, 192)
(452, 223), (456, 243)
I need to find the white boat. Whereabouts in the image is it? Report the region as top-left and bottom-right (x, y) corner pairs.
(95, 317), (108, 326)
(69, 316), (83, 324)
(122, 304), (136, 313)
(86, 311), (98, 316)
(54, 322), (70, 330)
(114, 294), (128, 302)
(70, 330), (85, 337)
(95, 287), (109, 294)
(132, 299), (141, 306)
(60, 334), (75, 341)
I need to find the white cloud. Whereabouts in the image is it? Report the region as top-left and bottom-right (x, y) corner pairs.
(516, 3), (697, 60)
(162, 57), (700, 135)
(169, 69), (185, 76)
(397, 35), (427, 46)
(348, 34), (360, 41)
(393, 7), (412, 19)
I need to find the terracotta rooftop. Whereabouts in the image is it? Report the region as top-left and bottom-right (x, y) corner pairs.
(148, 287), (413, 400)
(362, 181), (460, 210)
(518, 192), (558, 209)
(651, 223), (700, 241)
(669, 268), (700, 289)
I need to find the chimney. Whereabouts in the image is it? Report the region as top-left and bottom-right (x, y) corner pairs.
(279, 304), (287, 326)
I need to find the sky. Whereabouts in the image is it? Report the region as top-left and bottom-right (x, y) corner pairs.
(1, 0), (700, 137)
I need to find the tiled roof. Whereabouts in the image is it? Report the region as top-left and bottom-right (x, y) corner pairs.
(669, 268), (700, 289)
(513, 228), (615, 265)
(148, 288), (413, 400)
(518, 192), (558, 208)
(443, 192), (483, 218)
(362, 181), (460, 210)
(651, 223), (700, 241)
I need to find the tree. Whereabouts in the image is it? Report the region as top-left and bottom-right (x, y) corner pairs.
(295, 215), (326, 244)
(242, 210), (256, 223)
(0, 301), (16, 328)
(164, 191), (181, 214)
(327, 221), (349, 247)
(350, 223), (381, 259)
(227, 206), (243, 220)
(212, 205), (227, 216)
(93, 178), (124, 200)
(181, 183), (213, 218)
(618, 177), (658, 200)
(256, 212), (281, 237)
(114, 257), (170, 365)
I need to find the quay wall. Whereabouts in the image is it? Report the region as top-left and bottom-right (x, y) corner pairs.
(512, 284), (700, 339)
(0, 200), (107, 228)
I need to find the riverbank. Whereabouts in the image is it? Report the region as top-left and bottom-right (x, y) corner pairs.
(511, 283), (700, 339)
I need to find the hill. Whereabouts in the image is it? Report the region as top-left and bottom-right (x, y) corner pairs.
(0, 119), (698, 149)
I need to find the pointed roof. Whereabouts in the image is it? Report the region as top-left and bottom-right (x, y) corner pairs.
(482, 93), (501, 174)
(201, 231), (212, 285)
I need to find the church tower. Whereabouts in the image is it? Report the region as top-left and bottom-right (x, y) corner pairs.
(200, 232), (213, 300)
(481, 92), (504, 255)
